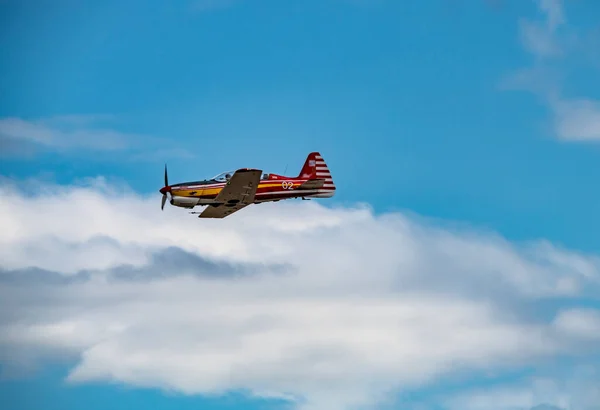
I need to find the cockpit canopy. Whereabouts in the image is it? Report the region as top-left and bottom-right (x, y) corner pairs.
(210, 170), (271, 182)
(210, 171), (235, 182)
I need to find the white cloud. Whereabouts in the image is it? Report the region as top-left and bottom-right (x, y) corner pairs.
(0, 178), (599, 410)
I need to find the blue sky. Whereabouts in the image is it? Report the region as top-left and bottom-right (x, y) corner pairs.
(1, 1), (600, 410)
(2, 0), (599, 251)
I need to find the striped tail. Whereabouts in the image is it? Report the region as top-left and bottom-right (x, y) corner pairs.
(298, 152), (336, 198)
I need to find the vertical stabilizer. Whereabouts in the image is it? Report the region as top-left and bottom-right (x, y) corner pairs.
(298, 152), (335, 197)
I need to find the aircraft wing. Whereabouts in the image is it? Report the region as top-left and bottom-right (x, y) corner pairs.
(198, 168), (262, 218)
(198, 201), (249, 218)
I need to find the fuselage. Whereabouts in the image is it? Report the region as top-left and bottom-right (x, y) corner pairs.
(166, 173), (335, 209)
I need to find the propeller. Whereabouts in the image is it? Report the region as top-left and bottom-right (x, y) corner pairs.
(160, 163), (171, 210)
(161, 191), (167, 210)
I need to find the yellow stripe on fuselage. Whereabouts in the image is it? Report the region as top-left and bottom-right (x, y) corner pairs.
(171, 181), (300, 198)
(170, 187), (221, 197)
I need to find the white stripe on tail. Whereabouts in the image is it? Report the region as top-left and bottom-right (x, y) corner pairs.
(298, 152), (335, 198)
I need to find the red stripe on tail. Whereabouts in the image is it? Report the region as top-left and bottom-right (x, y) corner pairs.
(298, 152), (335, 195)
(298, 152), (319, 179)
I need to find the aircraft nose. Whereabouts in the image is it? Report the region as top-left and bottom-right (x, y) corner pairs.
(159, 186), (171, 194)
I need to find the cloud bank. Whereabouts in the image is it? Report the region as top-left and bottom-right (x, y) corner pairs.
(0, 178), (599, 410)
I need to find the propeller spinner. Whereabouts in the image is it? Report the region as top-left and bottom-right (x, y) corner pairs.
(159, 164), (171, 210)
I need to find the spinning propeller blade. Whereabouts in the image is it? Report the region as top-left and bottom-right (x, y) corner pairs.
(160, 163), (170, 211)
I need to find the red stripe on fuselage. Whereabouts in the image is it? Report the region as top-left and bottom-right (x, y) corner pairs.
(173, 178), (334, 202)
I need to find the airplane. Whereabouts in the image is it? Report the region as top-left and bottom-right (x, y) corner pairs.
(158, 152), (336, 218)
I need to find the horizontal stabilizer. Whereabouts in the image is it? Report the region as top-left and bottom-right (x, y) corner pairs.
(298, 178), (325, 189)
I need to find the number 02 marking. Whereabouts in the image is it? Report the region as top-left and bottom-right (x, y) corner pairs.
(282, 181), (294, 189)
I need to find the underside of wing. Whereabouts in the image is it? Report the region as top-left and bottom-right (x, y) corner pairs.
(198, 168), (262, 218)
(198, 202), (249, 218)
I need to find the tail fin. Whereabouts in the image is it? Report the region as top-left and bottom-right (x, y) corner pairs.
(298, 152), (336, 197)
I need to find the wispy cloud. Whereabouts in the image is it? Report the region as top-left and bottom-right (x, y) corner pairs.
(507, 0), (600, 142)
(0, 114), (193, 160)
(444, 364), (600, 410)
(519, 0), (564, 58)
(0, 116), (131, 152)
(550, 98), (600, 142)
(0, 178), (599, 410)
